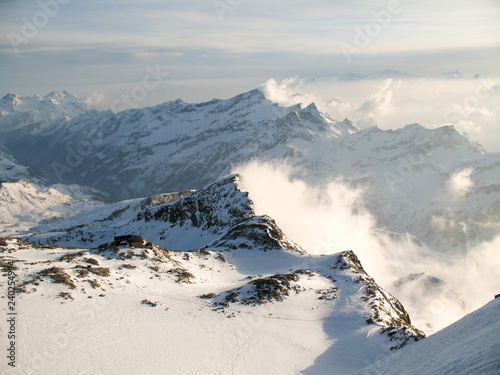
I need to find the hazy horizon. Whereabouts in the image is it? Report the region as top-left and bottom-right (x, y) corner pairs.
(1, 0), (499, 96)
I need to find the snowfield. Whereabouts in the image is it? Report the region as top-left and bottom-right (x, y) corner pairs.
(1, 236), (423, 375)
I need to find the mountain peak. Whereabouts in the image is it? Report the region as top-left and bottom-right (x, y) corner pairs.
(302, 102), (320, 115)
(1, 93), (20, 101)
(0, 93), (21, 112)
(231, 88), (266, 103)
(440, 71), (464, 79)
(44, 91), (78, 101)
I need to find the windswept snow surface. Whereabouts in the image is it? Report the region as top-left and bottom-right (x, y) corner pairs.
(357, 298), (500, 375)
(0, 234), (423, 374)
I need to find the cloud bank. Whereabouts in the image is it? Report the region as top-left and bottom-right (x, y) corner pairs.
(234, 161), (500, 334)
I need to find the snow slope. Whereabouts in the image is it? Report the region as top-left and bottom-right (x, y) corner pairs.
(357, 297), (500, 375)
(0, 180), (111, 236)
(0, 228), (424, 375)
(0, 147), (39, 183)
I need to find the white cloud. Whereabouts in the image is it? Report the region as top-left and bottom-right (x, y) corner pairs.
(447, 168), (474, 200)
(233, 161), (500, 334)
(355, 79), (394, 119)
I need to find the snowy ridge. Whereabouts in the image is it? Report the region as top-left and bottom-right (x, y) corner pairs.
(207, 215), (306, 254)
(0, 91), (88, 120)
(0, 89), (355, 200)
(25, 175), (254, 249)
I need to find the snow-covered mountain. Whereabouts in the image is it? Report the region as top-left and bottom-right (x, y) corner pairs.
(333, 123), (500, 252)
(0, 89), (356, 199)
(0, 91), (88, 120)
(24, 174), (293, 250)
(440, 70), (466, 79)
(1, 89), (499, 254)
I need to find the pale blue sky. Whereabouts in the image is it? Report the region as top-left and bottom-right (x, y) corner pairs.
(0, 0), (499, 101)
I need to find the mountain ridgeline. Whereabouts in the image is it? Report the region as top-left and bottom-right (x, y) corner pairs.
(1, 90), (499, 253)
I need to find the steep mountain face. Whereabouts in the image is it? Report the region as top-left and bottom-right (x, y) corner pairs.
(2, 89), (499, 254)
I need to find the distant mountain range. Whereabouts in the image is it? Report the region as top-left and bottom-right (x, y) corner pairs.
(1, 89), (499, 254)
